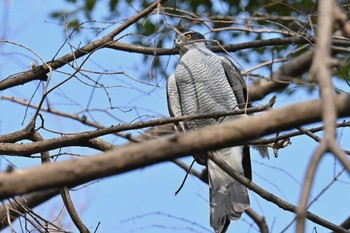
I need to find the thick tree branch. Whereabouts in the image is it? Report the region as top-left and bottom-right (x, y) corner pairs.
(0, 138), (114, 231)
(0, 121), (35, 143)
(0, 94), (348, 199)
(248, 49), (314, 101)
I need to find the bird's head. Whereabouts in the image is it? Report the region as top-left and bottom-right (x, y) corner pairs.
(175, 31), (207, 56)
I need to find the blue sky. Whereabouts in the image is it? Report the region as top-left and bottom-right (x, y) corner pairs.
(0, 1), (349, 233)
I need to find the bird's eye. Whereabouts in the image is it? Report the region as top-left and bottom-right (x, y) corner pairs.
(186, 34), (192, 39)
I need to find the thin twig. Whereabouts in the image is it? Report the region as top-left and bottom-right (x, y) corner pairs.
(0, 0), (167, 91)
(60, 187), (90, 233)
(33, 130), (90, 232)
(0, 103), (272, 156)
(245, 208), (269, 233)
(174, 159), (196, 196)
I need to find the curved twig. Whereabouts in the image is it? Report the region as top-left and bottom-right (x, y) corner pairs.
(60, 187), (90, 233)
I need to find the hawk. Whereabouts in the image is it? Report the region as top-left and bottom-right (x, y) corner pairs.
(166, 31), (252, 233)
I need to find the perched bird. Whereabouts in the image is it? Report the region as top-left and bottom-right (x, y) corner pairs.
(167, 31), (252, 233)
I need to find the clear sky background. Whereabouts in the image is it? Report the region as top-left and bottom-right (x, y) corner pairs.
(0, 1), (349, 233)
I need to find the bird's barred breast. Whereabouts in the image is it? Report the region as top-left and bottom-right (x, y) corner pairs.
(175, 48), (239, 129)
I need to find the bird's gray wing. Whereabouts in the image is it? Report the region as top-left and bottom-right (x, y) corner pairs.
(220, 56), (249, 109)
(166, 74), (186, 132)
(220, 56), (269, 159)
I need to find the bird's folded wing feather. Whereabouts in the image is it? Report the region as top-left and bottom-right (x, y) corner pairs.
(221, 56), (269, 158)
(166, 74), (186, 132)
(220, 56), (248, 109)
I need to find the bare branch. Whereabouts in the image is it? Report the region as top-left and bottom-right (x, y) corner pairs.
(0, 103), (271, 156)
(0, 0), (166, 91)
(338, 216), (350, 231)
(249, 50), (314, 101)
(0, 121), (35, 143)
(60, 187), (90, 233)
(297, 1), (350, 232)
(334, 5), (350, 38)
(0, 190), (59, 230)
(245, 208), (269, 233)
(1, 1), (350, 232)
(106, 36), (350, 55)
(250, 121), (350, 148)
(0, 94), (348, 200)
(0, 137), (114, 231)
(296, 126), (321, 143)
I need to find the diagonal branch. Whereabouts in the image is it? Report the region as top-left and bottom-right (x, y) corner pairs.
(0, 103), (272, 156)
(0, 94), (348, 199)
(0, 0), (166, 91)
(248, 49), (314, 101)
(334, 5), (350, 38)
(206, 152), (349, 233)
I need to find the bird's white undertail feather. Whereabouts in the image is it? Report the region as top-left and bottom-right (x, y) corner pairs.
(252, 145), (270, 158)
(208, 148), (250, 233)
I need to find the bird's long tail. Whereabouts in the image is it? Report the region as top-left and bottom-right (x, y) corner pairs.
(208, 146), (251, 233)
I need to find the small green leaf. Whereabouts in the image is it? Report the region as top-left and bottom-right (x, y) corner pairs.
(85, 0), (97, 11)
(68, 19), (80, 30)
(109, 0), (118, 11)
(50, 11), (62, 18)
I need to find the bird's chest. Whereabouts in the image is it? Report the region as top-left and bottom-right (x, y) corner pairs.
(175, 50), (220, 86)
(175, 50), (236, 118)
